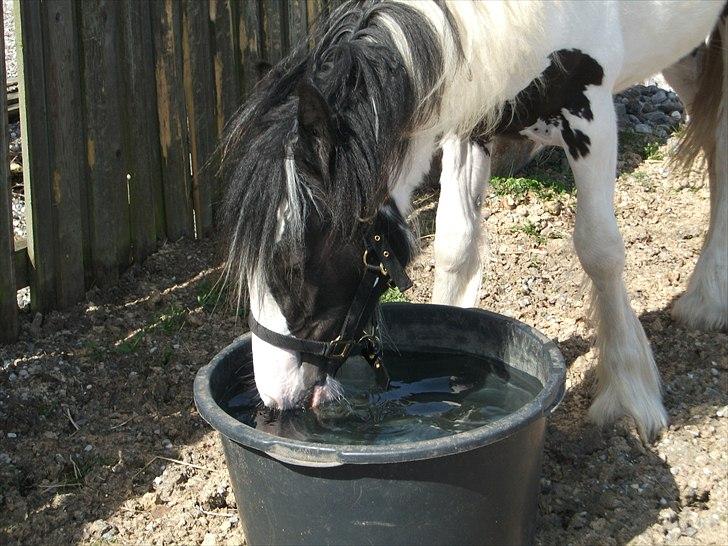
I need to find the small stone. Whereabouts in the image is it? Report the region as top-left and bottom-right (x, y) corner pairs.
(101, 526), (118, 541)
(651, 90), (667, 103)
(8, 373), (17, 382)
(545, 201), (562, 216)
(84, 445), (93, 452)
(659, 508), (678, 523)
(716, 405), (728, 418)
(568, 511), (587, 529)
(30, 312), (43, 337)
(88, 519), (112, 537)
(140, 491), (160, 509)
(666, 527), (682, 542)
(7, 433), (17, 439)
(202, 532), (217, 546)
(671, 110), (682, 121)
(634, 124), (652, 134)
(641, 101), (656, 114)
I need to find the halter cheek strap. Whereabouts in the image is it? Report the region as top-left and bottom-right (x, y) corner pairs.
(248, 229), (412, 379)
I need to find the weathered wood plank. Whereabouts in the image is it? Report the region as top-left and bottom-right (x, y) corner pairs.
(151, 0), (195, 241)
(287, 0), (308, 51)
(120, 0), (163, 260)
(307, 0), (327, 31)
(260, 0), (285, 66)
(43, 0), (86, 307)
(14, 241), (29, 291)
(0, 2), (17, 341)
(210, 0), (240, 137)
(238, 0), (262, 95)
(80, 0), (132, 287)
(15, 0), (56, 310)
(182, 0), (216, 237)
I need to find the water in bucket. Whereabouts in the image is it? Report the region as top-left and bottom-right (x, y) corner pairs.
(221, 351), (543, 445)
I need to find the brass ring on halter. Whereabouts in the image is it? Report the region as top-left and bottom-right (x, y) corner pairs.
(362, 250), (388, 276)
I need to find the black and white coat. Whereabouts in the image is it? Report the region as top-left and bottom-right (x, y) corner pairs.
(222, 0), (727, 441)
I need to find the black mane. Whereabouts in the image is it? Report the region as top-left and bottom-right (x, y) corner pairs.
(219, 0), (452, 297)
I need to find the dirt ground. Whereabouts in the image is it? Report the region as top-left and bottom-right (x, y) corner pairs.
(1, 133), (726, 545)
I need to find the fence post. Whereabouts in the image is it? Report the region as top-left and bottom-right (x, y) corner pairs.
(260, 0), (286, 66)
(80, 0), (131, 287)
(210, 0), (240, 137)
(237, 0), (262, 95)
(120, 0), (164, 260)
(182, 0), (216, 237)
(151, 0), (195, 241)
(0, 2), (17, 341)
(307, 0), (328, 30)
(15, 0), (57, 311)
(43, 0), (86, 306)
(287, 0), (308, 51)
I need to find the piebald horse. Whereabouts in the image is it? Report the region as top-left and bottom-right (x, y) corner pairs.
(220, 0), (727, 441)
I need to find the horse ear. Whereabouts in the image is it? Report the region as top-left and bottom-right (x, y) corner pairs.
(296, 79), (336, 142)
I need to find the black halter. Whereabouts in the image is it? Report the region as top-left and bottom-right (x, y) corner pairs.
(248, 227), (412, 385)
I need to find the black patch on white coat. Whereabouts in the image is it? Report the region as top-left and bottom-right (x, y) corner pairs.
(486, 49), (605, 160)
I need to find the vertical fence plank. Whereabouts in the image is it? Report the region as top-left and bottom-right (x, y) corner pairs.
(182, 0), (216, 237)
(307, 0), (327, 31)
(238, 0), (262, 95)
(80, 0), (131, 287)
(260, 0), (285, 66)
(210, 0), (240, 138)
(287, 0), (308, 51)
(15, 0), (56, 310)
(43, 0), (86, 306)
(120, 0), (163, 261)
(0, 2), (17, 341)
(151, 0), (194, 241)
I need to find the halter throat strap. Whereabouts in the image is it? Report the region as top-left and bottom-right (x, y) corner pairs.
(248, 228), (411, 376)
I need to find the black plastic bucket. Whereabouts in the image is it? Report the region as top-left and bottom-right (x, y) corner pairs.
(194, 303), (565, 546)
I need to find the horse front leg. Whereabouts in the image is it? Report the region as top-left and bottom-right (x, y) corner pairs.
(561, 90), (668, 441)
(431, 135), (490, 307)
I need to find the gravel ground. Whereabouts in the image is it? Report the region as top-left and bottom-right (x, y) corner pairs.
(3, 0), (16, 81)
(1, 126), (725, 545)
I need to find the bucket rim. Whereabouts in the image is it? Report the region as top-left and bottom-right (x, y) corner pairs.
(194, 303), (566, 467)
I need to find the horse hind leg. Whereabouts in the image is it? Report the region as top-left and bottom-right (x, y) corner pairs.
(431, 135), (490, 307)
(666, 18), (728, 331)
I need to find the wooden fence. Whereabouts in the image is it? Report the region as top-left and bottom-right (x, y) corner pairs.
(0, 0), (343, 342)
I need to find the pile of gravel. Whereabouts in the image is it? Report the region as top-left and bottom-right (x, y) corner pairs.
(615, 84), (684, 138)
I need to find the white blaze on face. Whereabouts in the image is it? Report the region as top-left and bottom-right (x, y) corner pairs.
(248, 273), (304, 408)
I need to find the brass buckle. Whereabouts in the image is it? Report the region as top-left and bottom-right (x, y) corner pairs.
(362, 249), (387, 276)
(326, 337), (353, 360)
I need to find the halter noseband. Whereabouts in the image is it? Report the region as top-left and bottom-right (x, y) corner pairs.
(248, 227), (412, 385)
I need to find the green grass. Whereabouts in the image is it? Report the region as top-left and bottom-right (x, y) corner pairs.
(643, 141), (664, 161)
(380, 287), (409, 303)
(511, 221), (546, 245)
(196, 279), (245, 317)
(490, 176), (570, 200)
(115, 304), (187, 354)
(196, 280), (224, 313)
